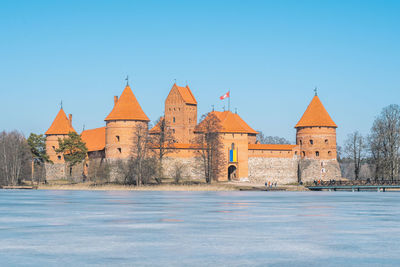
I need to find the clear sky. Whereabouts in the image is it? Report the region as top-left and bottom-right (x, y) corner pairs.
(0, 0), (399, 145)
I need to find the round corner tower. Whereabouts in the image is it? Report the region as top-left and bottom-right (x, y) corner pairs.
(294, 93), (341, 181)
(45, 108), (76, 163)
(295, 94), (338, 160)
(104, 84), (149, 159)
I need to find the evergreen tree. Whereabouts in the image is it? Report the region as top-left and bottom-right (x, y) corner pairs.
(56, 132), (88, 177)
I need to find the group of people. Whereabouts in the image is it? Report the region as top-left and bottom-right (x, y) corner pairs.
(265, 181), (277, 188)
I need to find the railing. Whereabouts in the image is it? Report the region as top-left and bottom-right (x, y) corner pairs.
(307, 179), (400, 187)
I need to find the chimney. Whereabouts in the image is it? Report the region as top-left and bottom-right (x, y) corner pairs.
(114, 96), (118, 105)
(68, 114), (72, 127)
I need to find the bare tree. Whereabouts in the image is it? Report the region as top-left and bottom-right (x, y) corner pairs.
(0, 131), (31, 186)
(344, 131), (366, 180)
(127, 123), (157, 186)
(256, 131), (290, 144)
(194, 113), (224, 183)
(368, 104), (400, 181)
(149, 116), (174, 183)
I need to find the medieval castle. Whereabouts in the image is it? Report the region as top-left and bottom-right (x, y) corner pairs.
(44, 83), (341, 184)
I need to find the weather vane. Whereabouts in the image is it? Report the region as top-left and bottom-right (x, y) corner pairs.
(125, 75), (129, 86)
(314, 87), (318, 96)
(60, 100), (63, 109)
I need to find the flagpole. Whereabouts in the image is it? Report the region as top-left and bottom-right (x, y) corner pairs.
(228, 91), (230, 111)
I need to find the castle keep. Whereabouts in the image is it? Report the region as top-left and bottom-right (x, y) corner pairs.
(44, 83), (341, 184)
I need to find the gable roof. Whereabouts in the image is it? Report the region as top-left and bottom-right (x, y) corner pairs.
(45, 108), (76, 135)
(172, 83), (197, 105)
(149, 117), (163, 134)
(81, 127), (106, 152)
(105, 85), (149, 121)
(295, 95), (337, 128)
(196, 111), (258, 134)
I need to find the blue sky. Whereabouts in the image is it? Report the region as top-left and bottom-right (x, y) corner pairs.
(0, 0), (399, 145)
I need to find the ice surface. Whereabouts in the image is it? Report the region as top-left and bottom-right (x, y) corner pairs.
(0, 190), (399, 266)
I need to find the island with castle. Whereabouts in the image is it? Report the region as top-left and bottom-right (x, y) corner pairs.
(44, 83), (341, 184)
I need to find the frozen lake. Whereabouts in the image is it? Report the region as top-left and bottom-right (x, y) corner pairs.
(1, 190), (400, 266)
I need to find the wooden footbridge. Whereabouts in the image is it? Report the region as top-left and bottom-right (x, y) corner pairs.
(306, 180), (400, 192)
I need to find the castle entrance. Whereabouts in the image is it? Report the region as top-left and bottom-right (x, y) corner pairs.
(228, 165), (237, 181)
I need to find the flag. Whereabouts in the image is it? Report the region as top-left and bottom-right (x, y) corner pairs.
(220, 91), (230, 100)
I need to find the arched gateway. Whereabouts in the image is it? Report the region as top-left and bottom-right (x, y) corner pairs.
(228, 165), (237, 181)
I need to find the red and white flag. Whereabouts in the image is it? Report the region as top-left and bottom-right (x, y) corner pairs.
(220, 91), (230, 100)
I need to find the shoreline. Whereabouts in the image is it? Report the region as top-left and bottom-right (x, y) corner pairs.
(1, 182), (308, 191)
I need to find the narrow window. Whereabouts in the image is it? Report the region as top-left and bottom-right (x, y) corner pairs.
(52, 146), (56, 150)
(116, 135), (120, 142)
(231, 143), (235, 149)
(295, 151), (298, 155)
(300, 140), (303, 145)
(328, 151), (332, 156)
(117, 148), (122, 153)
(173, 117), (176, 123)
(316, 151), (319, 157)
(310, 139), (313, 145)
(58, 156), (61, 160)
(325, 139), (328, 144)
(302, 151), (305, 157)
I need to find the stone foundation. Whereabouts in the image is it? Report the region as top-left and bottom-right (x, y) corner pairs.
(45, 162), (84, 182)
(298, 159), (341, 182)
(248, 157), (298, 185)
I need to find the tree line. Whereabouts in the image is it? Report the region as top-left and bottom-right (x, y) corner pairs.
(343, 104), (400, 181)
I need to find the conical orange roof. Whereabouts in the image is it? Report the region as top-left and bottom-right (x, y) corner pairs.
(295, 95), (337, 128)
(196, 111), (258, 134)
(105, 85), (149, 121)
(45, 108), (76, 135)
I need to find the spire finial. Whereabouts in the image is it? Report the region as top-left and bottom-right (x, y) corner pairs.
(60, 100), (63, 109)
(174, 78), (176, 84)
(212, 105), (215, 111)
(314, 87), (318, 96)
(125, 75), (129, 86)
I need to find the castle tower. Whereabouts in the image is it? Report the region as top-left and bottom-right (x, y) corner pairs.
(164, 83), (197, 143)
(45, 108), (76, 163)
(295, 93), (341, 181)
(295, 94), (337, 160)
(105, 84), (149, 159)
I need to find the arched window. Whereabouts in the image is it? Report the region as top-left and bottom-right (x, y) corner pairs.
(325, 139), (328, 144)
(116, 135), (120, 142)
(295, 151), (298, 155)
(316, 151), (319, 157)
(52, 146), (56, 150)
(231, 143), (235, 150)
(310, 139), (314, 145)
(117, 148), (122, 153)
(300, 140), (303, 145)
(328, 151), (332, 156)
(58, 156), (61, 160)
(302, 151), (305, 157)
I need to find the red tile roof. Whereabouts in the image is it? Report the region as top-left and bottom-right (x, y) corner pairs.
(45, 108), (76, 135)
(105, 85), (149, 121)
(149, 117), (163, 133)
(295, 95), (337, 128)
(248, 144), (296, 151)
(81, 127), (106, 152)
(196, 111), (258, 134)
(173, 83), (197, 105)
